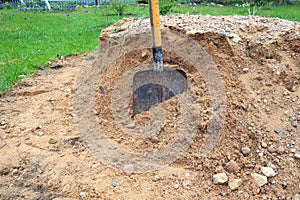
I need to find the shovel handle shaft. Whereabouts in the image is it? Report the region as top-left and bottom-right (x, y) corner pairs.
(149, 0), (163, 71)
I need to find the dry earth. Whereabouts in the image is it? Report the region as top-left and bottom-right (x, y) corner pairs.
(0, 15), (299, 199)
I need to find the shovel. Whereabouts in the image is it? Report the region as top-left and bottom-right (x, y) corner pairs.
(132, 0), (188, 116)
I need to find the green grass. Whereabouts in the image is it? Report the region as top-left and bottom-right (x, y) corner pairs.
(0, 4), (299, 93)
(0, 6), (144, 93)
(171, 5), (300, 21)
(258, 5), (300, 21)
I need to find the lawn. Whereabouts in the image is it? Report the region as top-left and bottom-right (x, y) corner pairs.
(172, 5), (300, 21)
(0, 3), (299, 93)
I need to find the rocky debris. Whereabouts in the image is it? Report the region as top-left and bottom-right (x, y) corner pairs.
(225, 160), (240, 174)
(251, 173), (268, 187)
(228, 178), (242, 191)
(212, 173), (228, 184)
(1, 14), (300, 200)
(104, 15), (299, 47)
(261, 167), (276, 177)
(241, 147), (251, 156)
(294, 154), (300, 159)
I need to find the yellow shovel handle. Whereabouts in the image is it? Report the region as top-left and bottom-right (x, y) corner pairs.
(149, 0), (161, 48)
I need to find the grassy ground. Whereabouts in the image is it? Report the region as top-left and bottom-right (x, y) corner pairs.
(0, 6), (127, 92)
(171, 5), (300, 21)
(0, 4), (299, 93)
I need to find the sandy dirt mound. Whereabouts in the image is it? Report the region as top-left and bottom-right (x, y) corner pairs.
(0, 15), (299, 199)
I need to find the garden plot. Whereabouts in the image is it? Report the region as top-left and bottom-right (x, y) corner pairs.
(0, 15), (299, 199)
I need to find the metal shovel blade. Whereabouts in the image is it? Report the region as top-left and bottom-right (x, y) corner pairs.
(132, 67), (188, 116)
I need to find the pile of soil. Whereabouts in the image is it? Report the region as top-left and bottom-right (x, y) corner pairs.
(0, 15), (299, 199)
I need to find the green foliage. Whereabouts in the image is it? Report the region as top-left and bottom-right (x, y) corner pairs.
(109, 0), (128, 16)
(159, 0), (177, 15)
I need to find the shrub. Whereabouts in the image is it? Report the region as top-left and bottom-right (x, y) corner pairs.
(159, 0), (176, 15)
(110, 0), (128, 16)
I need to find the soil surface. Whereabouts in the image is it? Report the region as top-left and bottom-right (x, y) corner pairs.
(0, 15), (299, 200)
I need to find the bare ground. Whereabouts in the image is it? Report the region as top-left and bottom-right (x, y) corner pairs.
(0, 15), (299, 199)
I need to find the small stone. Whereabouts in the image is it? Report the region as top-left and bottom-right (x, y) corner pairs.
(172, 173), (178, 177)
(281, 183), (287, 189)
(290, 85), (297, 92)
(261, 167), (276, 177)
(225, 160), (240, 174)
(294, 154), (300, 159)
(12, 169), (18, 175)
(186, 30), (198, 36)
(150, 136), (159, 144)
(228, 178), (242, 190)
(48, 138), (57, 144)
(123, 164), (134, 176)
(79, 192), (86, 197)
(261, 141), (267, 148)
(212, 173), (228, 184)
(141, 51), (147, 58)
(125, 123), (135, 129)
(243, 67), (249, 73)
(99, 85), (107, 95)
(241, 147), (251, 156)
(274, 129), (280, 134)
(174, 183), (179, 189)
(229, 33), (241, 43)
(110, 180), (117, 187)
(290, 149), (296, 153)
(37, 131), (44, 136)
(36, 124), (43, 129)
(182, 180), (192, 189)
(251, 173), (268, 187)
(185, 172), (190, 177)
